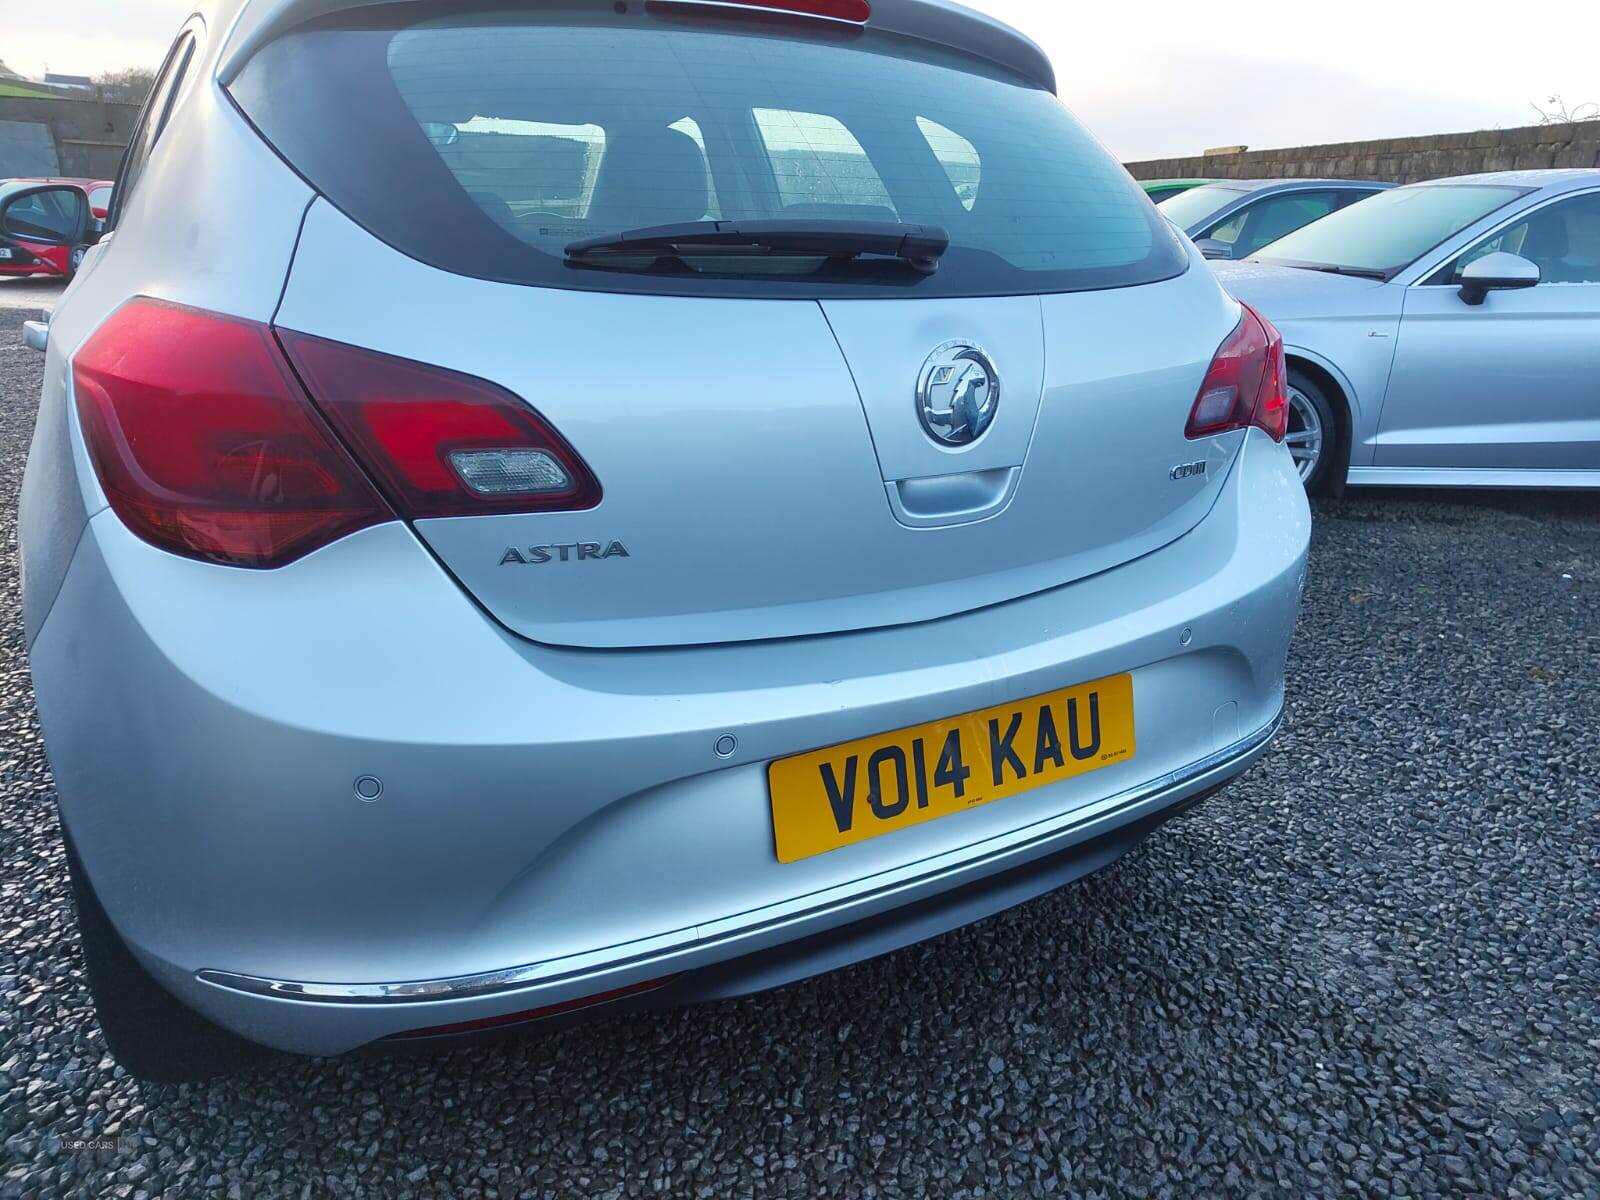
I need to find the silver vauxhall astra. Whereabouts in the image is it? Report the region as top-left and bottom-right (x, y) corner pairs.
(16, 0), (1310, 1079)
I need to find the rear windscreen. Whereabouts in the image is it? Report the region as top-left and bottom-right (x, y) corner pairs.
(230, 3), (1188, 299)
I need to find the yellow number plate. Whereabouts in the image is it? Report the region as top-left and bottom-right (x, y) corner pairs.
(768, 674), (1136, 864)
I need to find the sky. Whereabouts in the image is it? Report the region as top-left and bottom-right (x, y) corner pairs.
(5, 0), (1597, 160)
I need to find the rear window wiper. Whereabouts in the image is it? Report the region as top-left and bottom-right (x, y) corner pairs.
(565, 219), (950, 276)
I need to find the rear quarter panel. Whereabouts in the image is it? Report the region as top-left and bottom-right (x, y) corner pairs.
(18, 56), (313, 643)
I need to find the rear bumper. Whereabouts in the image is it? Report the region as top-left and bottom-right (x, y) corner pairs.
(0, 244), (66, 275)
(215, 715), (1273, 1008)
(29, 431), (1309, 1056)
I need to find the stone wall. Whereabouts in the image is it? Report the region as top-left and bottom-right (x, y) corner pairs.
(0, 95), (141, 179)
(1125, 122), (1600, 185)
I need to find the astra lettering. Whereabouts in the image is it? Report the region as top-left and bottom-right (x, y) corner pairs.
(499, 541), (630, 565)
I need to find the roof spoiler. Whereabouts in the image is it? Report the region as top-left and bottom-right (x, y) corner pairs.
(215, 0), (1056, 94)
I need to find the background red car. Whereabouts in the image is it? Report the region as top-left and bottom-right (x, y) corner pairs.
(11, 176), (113, 219)
(0, 180), (95, 278)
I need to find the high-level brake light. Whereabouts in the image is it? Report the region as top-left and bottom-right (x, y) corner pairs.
(646, 0), (871, 25)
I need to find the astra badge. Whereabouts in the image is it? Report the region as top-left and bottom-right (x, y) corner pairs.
(500, 541), (630, 565)
(916, 341), (999, 447)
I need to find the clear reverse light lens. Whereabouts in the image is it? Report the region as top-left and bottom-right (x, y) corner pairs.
(1191, 387), (1237, 429)
(449, 448), (572, 496)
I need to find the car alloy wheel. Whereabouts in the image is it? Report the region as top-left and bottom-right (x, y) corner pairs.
(1284, 383), (1325, 483)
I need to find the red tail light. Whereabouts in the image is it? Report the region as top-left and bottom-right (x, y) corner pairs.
(72, 299), (392, 568)
(646, 0), (870, 24)
(279, 332), (602, 518)
(1185, 302), (1289, 443)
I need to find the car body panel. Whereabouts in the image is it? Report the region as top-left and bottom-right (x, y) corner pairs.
(1381, 278), (1600, 469)
(31, 429), (1306, 1054)
(16, 52), (313, 647)
(278, 200), (1243, 648)
(213, 0), (1060, 94)
(0, 236), (73, 277)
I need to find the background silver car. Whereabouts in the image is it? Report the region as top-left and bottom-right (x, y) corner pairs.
(1160, 177), (1392, 262)
(1215, 170), (1600, 491)
(17, 0), (1309, 1079)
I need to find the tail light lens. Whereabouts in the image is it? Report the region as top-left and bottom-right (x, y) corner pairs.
(72, 299), (392, 568)
(279, 332), (602, 518)
(1186, 302), (1289, 443)
(73, 300), (603, 569)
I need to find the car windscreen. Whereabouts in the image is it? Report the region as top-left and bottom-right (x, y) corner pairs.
(228, 3), (1188, 299)
(1251, 184), (1528, 275)
(1155, 184), (1248, 229)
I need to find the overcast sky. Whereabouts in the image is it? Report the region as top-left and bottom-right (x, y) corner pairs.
(7, 0), (1597, 160)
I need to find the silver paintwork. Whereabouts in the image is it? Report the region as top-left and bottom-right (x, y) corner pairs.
(1459, 249), (1540, 294)
(1347, 466), (1600, 489)
(17, 0), (1309, 1057)
(28, 424), (1306, 1055)
(198, 712), (1282, 1004)
(215, 0), (1059, 94)
(1215, 171), (1600, 488)
(283, 201), (1246, 647)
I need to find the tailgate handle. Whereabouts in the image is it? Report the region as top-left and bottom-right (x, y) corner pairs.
(887, 466), (1020, 529)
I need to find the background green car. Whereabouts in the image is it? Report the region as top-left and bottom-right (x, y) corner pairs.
(1140, 178), (1224, 203)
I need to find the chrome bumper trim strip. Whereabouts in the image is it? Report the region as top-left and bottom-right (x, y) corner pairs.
(199, 712), (1281, 1005)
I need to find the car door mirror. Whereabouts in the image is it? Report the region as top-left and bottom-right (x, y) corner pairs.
(419, 122), (460, 147)
(1458, 251), (1540, 306)
(0, 185), (91, 247)
(1194, 237), (1232, 261)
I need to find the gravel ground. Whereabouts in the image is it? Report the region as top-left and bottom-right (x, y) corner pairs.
(1, 283), (1597, 1198)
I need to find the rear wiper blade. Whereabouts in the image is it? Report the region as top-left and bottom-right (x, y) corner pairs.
(566, 219), (950, 276)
